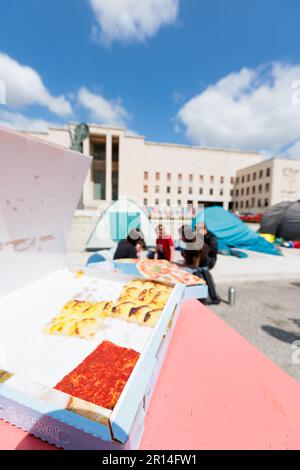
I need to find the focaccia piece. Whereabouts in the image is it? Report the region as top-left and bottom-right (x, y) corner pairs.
(68, 317), (101, 339)
(111, 302), (137, 321)
(137, 287), (157, 304)
(43, 315), (103, 339)
(43, 300), (111, 340)
(143, 309), (163, 327)
(60, 300), (112, 319)
(151, 290), (171, 308)
(128, 305), (152, 324)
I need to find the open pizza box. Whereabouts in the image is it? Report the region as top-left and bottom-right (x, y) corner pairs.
(0, 126), (207, 450)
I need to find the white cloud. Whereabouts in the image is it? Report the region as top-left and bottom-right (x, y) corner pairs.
(0, 52), (72, 116)
(90, 0), (179, 45)
(176, 63), (300, 154)
(0, 109), (58, 132)
(78, 87), (130, 126)
(285, 140), (300, 159)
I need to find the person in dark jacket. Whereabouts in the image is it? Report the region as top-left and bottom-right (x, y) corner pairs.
(196, 222), (218, 270)
(114, 228), (145, 260)
(178, 225), (209, 269)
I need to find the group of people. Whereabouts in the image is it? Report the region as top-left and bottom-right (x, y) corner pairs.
(113, 222), (220, 304)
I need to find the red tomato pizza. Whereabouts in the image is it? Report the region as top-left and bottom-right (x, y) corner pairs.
(55, 341), (140, 410)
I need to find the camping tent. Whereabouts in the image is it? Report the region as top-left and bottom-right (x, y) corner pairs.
(86, 198), (157, 251)
(260, 201), (300, 241)
(194, 206), (280, 256)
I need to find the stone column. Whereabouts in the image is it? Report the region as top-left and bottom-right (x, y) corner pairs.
(106, 133), (112, 202)
(82, 137), (92, 209)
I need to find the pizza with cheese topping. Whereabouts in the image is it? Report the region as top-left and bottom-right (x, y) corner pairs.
(137, 259), (205, 286)
(43, 300), (112, 340)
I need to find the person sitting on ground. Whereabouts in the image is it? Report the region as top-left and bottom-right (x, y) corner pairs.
(178, 225), (209, 269)
(114, 228), (145, 260)
(149, 224), (174, 262)
(196, 222), (218, 270)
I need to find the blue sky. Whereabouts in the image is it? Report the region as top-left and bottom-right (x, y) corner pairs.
(1, 0), (300, 156)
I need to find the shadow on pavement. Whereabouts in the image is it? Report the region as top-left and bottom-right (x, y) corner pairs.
(261, 325), (300, 344)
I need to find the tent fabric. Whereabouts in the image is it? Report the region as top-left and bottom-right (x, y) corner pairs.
(261, 201), (300, 241)
(194, 206), (281, 256)
(86, 198), (157, 251)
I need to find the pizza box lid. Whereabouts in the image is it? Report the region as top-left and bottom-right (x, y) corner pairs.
(0, 125), (91, 298)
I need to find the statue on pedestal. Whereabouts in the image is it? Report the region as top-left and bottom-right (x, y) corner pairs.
(69, 123), (89, 153)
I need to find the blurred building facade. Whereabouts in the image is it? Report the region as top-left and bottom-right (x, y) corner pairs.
(24, 124), (299, 213)
(233, 158), (300, 213)
(25, 124), (264, 212)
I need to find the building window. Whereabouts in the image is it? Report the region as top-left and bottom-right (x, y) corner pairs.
(236, 202), (239, 210)
(265, 183), (270, 192)
(251, 198), (256, 207)
(247, 187), (250, 196)
(253, 172), (256, 181)
(259, 184), (262, 193)
(247, 174), (250, 182)
(155, 199), (159, 205)
(252, 186), (256, 194)
(167, 186), (171, 194)
(200, 175), (204, 183)
(144, 171), (149, 180)
(144, 198), (148, 206)
(242, 176), (245, 183)
(220, 189), (224, 196)
(236, 177), (240, 184)
(189, 187), (193, 195)
(230, 189), (233, 197)
(210, 176), (214, 184)
(210, 188), (214, 196)
(112, 138), (120, 201)
(241, 201), (244, 209)
(246, 200), (249, 208)
(241, 188), (244, 196)
(155, 185), (159, 193)
(258, 199), (261, 208)
(178, 174), (183, 182)
(166, 199), (171, 206)
(156, 172), (160, 181)
(144, 185), (148, 193)
(178, 187), (182, 194)
(265, 198), (269, 207)
(259, 170), (263, 179)
(231, 177), (234, 184)
(199, 188), (203, 195)
(189, 174), (193, 183)
(266, 168), (271, 177)
(236, 189), (239, 197)
(167, 173), (171, 181)
(178, 200), (182, 206)
(220, 176), (224, 184)
(92, 141), (106, 201)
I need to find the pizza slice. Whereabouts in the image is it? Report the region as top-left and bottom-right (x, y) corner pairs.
(143, 308), (163, 327)
(43, 300), (112, 340)
(55, 341), (140, 410)
(128, 305), (152, 324)
(111, 302), (137, 321)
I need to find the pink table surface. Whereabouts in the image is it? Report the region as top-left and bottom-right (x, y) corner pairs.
(1, 300), (300, 450)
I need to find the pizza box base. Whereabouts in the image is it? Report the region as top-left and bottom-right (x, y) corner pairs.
(0, 267), (196, 449)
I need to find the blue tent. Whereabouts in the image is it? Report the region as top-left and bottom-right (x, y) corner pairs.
(194, 206), (281, 256)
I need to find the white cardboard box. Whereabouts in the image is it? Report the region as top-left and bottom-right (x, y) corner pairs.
(0, 126), (207, 449)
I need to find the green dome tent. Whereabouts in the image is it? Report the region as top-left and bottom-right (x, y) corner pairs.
(86, 198), (157, 251)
